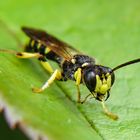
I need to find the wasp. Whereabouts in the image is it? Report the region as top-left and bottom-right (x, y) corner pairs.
(1, 26), (140, 120)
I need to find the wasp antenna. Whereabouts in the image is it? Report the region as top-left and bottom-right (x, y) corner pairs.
(0, 49), (17, 55)
(112, 58), (140, 72)
(0, 19), (22, 47)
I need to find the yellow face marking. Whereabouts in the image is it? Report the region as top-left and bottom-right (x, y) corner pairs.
(95, 73), (111, 94)
(95, 75), (102, 92)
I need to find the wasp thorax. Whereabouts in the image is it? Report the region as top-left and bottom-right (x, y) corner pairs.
(83, 65), (115, 98)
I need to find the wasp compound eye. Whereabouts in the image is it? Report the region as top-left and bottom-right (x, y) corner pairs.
(83, 66), (96, 92)
(110, 71), (115, 86)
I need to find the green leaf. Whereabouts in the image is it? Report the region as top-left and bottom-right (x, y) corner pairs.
(0, 29), (101, 140)
(0, 0), (140, 140)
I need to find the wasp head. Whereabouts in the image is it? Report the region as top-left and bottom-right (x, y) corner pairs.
(83, 65), (115, 101)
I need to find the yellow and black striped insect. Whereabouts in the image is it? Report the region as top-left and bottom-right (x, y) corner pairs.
(1, 26), (140, 120)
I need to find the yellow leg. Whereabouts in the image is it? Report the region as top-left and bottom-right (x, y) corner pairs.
(0, 49), (41, 59)
(40, 61), (54, 74)
(1, 48), (53, 73)
(74, 68), (82, 103)
(16, 52), (41, 58)
(101, 101), (119, 120)
(32, 69), (62, 93)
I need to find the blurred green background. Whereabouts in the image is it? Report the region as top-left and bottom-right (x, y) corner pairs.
(1, 0), (140, 140)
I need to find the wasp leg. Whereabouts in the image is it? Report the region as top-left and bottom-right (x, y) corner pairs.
(40, 61), (53, 74)
(74, 68), (82, 103)
(101, 101), (118, 120)
(16, 52), (41, 58)
(38, 57), (54, 74)
(81, 92), (97, 104)
(17, 51), (54, 74)
(0, 49), (42, 58)
(76, 85), (81, 103)
(81, 94), (92, 104)
(32, 69), (62, 93)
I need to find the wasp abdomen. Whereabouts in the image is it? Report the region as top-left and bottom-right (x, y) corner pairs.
(25, 39), (63, 64)
(25, 39), (50, 55)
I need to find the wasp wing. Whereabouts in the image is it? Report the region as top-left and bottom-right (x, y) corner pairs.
(22, 27), (80, 60)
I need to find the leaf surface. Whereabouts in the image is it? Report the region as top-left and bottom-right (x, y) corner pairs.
(0, 0), (140, 140)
